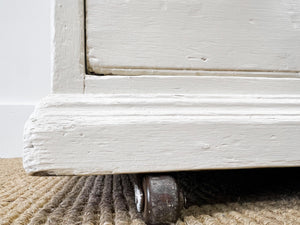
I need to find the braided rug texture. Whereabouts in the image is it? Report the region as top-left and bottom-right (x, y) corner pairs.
(0, 158), (299, 225)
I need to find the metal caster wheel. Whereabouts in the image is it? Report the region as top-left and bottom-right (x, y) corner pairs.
(131, 174), (185, 225)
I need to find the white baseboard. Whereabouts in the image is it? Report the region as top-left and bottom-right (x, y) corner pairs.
(23, 94), (300, 175)
(0, 104), (34, 158)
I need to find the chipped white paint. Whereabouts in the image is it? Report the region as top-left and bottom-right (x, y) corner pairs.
(86, 0), (300, 75)
(24, 94), (300, 175)
(23, 0), (300, 175)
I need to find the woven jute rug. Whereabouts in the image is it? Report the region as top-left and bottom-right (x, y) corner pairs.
(0, 158), (299, 225)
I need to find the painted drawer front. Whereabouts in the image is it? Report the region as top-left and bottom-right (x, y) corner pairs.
(86, 0), (300, 75)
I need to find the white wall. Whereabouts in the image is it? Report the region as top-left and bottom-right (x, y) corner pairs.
(0, 0), (50, 157)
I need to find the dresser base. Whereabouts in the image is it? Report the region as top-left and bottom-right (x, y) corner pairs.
(23, 94), (300, 175)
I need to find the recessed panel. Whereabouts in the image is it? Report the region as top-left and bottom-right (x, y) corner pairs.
(86, 0), (300, 75)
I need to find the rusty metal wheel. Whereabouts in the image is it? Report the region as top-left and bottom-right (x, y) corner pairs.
(142, 175), (184, 225)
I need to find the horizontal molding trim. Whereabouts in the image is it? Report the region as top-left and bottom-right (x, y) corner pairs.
(85, 75), (300, 96)
(23, 94), (300, 175)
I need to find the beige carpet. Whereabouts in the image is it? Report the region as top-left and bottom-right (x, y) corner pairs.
(0, 158), (299, 225)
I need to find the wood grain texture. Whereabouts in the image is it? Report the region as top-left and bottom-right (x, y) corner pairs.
(23, 94), (300, 175)
(51, 0), (85, 93)
(86, 0), (300, 75)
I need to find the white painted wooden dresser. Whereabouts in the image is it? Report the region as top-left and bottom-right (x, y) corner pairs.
(24, 0), (300, 175)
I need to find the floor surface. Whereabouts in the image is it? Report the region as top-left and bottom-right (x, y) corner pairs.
(0, 158), (299, 225)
